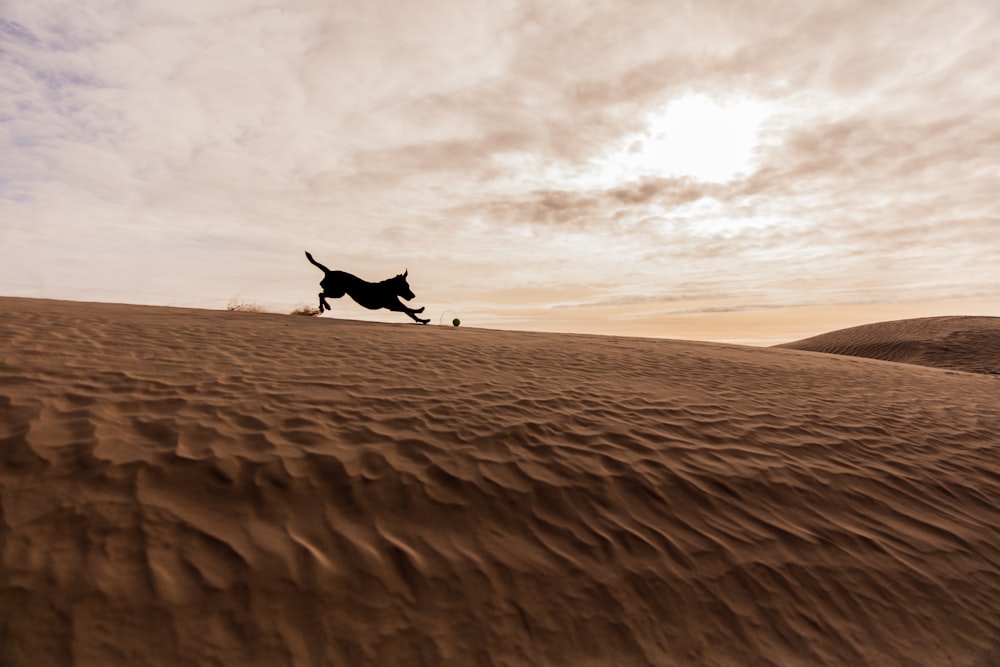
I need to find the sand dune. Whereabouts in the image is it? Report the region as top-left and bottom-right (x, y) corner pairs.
(777, 315), (1000, 375)
(1, 297), (999, 666)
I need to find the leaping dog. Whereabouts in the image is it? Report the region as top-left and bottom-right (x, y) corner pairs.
(305, 251), (430, 324)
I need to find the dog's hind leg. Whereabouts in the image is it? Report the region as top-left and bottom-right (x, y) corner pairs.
(318, 293), (331, 312)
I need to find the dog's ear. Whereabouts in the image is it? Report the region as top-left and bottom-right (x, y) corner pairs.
(403, 269), (408, 278)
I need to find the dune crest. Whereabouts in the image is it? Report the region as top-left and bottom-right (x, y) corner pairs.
(1, 297), (999, 666)
(777, 315), (1000, 375)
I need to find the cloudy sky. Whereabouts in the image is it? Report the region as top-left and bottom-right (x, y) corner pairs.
(2, 0), (998, 343)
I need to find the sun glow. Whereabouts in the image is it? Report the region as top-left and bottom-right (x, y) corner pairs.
(591, 93), (774, 186)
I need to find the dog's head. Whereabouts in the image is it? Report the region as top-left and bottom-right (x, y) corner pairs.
(392, 269), (416, 301)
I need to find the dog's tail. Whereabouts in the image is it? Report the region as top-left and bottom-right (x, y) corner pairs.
(304, 251), (330, 274)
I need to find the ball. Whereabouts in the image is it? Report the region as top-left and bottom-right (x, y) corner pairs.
(452, 318), (461, 327)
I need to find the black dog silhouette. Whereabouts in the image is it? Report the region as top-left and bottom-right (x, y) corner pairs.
(305, 251), (430, 324)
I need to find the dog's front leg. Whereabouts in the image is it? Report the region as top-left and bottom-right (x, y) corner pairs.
(403, 306), (430, 324)
(386, 298), (428, 323)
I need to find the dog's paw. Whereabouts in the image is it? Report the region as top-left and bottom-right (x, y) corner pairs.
(413, 306), (425, 313)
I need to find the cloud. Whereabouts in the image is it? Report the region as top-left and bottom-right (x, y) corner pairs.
(1, 0), (998, 337)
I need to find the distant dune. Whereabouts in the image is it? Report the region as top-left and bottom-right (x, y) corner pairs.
(1, 297), (999, 666)
(776, 315), (1000, 375)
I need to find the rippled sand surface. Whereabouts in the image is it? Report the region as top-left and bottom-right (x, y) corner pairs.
(777, 315), (1000, 375)
(2, 297), (998, 666)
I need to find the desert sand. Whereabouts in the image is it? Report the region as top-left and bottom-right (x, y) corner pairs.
(1, 296), (998, 666)
(777, 316), (1000, 375)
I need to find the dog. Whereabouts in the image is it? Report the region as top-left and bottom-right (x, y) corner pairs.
(305, 251), (430, 324)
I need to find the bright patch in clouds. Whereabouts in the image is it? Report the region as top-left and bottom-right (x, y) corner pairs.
(599, 94), (774, 185)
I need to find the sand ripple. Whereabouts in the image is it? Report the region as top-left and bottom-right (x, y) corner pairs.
(1, 298), (999, 666)
(777, 315), (1000, 375)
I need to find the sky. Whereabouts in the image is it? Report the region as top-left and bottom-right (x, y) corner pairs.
(2, 0), (998, 344)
